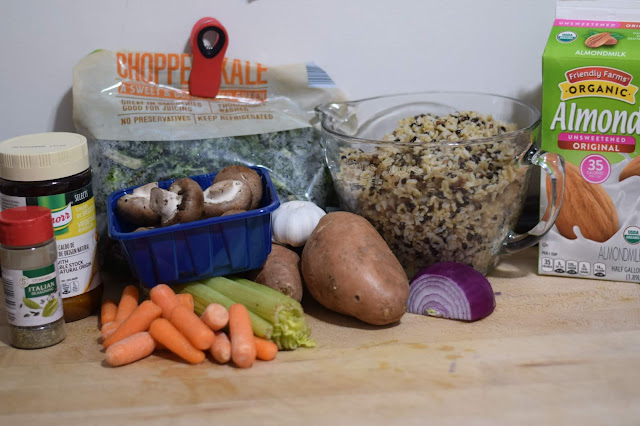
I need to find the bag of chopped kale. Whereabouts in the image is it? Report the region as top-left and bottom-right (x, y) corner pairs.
(72, 50), (344, 234)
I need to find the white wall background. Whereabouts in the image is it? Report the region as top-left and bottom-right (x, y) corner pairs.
(0, 0), (557, 140)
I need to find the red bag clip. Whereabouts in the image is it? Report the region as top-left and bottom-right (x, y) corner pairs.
(189, 17), (229, 98)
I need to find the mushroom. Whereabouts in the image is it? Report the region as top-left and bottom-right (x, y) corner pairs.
(202, 180), (252, 217)
(133, 226), (156, 232)
(116, 182), (161, 227)
(221, 209), (247, 217)
(149, 177), (204, 226)
(212, 165), (263, 210)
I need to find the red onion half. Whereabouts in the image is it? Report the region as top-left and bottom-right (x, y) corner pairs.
(407, 262), (496, 321)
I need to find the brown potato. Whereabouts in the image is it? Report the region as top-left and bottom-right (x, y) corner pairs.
(301, 212), (409, 325)
(249, 244), (303, 302)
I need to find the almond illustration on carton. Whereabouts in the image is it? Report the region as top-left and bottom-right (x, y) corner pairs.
(619, 156), (640, 181)
(585, 32), (616, 48)
(546, 162), (618, 242)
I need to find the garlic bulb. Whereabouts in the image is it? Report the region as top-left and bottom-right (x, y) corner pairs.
(271, 201), (326, 247)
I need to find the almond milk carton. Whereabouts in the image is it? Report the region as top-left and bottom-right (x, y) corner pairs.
(540, 1), (640, 283)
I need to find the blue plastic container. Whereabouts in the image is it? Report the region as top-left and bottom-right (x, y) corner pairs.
(107, 167), (280, 288)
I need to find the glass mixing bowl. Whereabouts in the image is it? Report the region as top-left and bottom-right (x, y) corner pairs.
(315, 92), (564, 277)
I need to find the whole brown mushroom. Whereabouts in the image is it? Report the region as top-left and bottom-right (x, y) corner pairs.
(116, 182), (161, 227)
(149, 177), (204, 226)
(202, 180), (252, 217)
(133, 226), (156, 232)
(221, 209), (247, 217)
(213, 165), (263, 210)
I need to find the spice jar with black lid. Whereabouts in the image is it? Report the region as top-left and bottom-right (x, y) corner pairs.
(0, 206), (66, 348)
(0, 133), (102, 322)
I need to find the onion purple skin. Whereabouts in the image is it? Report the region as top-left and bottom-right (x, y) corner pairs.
(407, 262), (496, 322)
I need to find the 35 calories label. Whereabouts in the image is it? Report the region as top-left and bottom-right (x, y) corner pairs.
(580, 154), (611, 183)
(0, 184), (101, 299)
(2, 264), (63, 327)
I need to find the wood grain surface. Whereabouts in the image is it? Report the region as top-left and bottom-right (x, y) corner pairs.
(0, 247), (639, 426)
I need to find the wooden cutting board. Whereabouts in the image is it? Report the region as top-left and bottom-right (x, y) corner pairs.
(0, 247), (639, 426)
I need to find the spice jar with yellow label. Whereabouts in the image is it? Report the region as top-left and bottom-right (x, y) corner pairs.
(0, 133), (102, 322)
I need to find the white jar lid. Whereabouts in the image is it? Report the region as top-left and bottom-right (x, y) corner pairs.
(0, 133), (89, 182)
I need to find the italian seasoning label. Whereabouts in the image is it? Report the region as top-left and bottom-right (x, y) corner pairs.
(1, 183), (101, 298)
(2, 264), (63, 326)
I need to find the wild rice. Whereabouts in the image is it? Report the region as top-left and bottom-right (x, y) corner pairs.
(335, 111), (528, 277)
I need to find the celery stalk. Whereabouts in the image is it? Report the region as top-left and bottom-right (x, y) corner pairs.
(174, 283), (232, 315)
(205, 276), (300, 321)
(231, 277), (303, 310)
(177, 283), (273, 340)
(201, 276), (315, 350)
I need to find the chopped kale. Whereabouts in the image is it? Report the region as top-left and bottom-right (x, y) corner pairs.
(90, 127), (336, 218)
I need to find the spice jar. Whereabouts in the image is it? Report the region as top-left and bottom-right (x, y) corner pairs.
(0, 133), (102, 322)
(0, 206), (66, 348)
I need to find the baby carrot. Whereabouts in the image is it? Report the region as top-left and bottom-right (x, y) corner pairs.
(176, 293), (194, 312)
(200, 303), (229, 331)
(100, 298), (117, 328)
(150, 283), (179, 318)
(169, 304), (215, 351)
(101, 320), (122, 342)
(115, 285), (139, 322)
(149, 318), (205, 364)
(210, 331), (231, 364)
(228, 303), (256, 368)
(103, 300), (162, 348)
(105, 331), (156, 367)
(254, 336), (278, 361)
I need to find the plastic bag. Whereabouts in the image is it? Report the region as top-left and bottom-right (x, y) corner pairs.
(72, 50), (344, 230)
